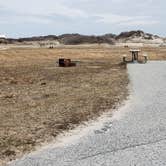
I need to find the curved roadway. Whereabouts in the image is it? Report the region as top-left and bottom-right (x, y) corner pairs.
(10, 61), (166, 166)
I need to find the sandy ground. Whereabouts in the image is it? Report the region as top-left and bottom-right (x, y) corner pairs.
(8, 61), (166, 166)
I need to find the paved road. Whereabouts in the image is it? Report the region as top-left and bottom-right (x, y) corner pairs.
(10, 61), (166, 166)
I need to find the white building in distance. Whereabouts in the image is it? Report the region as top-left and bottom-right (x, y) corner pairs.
(0, 34), (6, 38)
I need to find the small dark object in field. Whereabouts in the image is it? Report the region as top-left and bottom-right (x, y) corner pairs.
(3, 150), (16, 156)
(9, 80), (18, 84)
(59, 58), (76, 67)
(43, 94), (50, 98)
(41, 82), (46, 86)
(4, 94), (14, 99)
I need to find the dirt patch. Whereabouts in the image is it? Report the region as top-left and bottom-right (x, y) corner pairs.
(0, 46), (131, 165)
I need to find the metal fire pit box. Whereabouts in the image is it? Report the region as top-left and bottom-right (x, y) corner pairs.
(59, 59), (76, 67)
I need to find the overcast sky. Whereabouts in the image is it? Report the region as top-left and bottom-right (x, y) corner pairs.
(0, 0), (165, 38)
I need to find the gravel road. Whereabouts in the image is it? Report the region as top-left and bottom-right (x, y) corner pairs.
(9, 61), (166, 166)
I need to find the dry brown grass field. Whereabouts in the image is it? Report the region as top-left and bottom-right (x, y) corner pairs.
(0, 45), (166, 165)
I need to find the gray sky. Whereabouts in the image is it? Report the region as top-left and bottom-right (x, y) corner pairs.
(0, 0), (165, 38)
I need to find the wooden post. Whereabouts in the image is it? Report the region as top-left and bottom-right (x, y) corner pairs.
(123, 55), (127, 63)
(143, 54), (148, 63)
(132, 52), (134, 62)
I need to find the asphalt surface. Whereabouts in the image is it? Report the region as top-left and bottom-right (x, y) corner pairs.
(9, 61), (166, 166)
